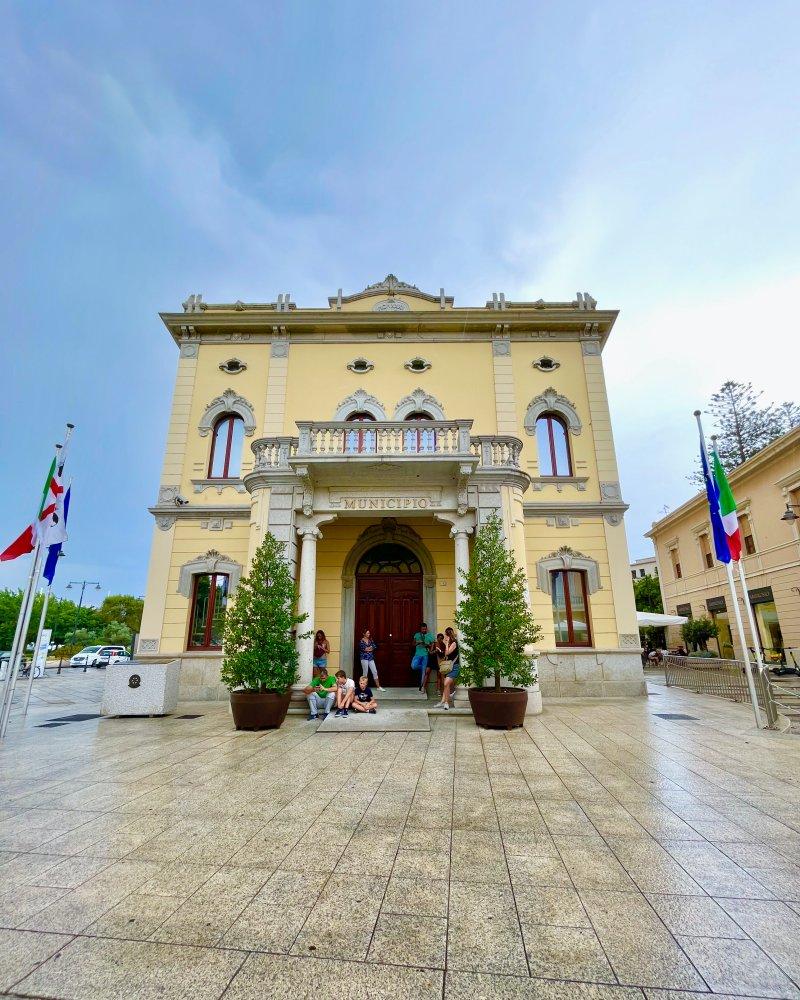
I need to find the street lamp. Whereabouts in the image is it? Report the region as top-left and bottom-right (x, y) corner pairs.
(780, 504), (800, 522)
(66, 580), (102, 672)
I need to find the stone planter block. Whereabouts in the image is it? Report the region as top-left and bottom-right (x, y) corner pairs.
(102, 660), (181, 717)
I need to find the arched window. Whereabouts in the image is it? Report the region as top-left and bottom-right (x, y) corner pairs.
(551, 569), (591, 646)
(208, 414), (245, 478)
(536, 413), (572, 476)
(344, 411), (377, 454)
(404, 411), (436, 454)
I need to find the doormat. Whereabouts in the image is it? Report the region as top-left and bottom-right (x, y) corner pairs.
(652, 713), (699, 721)
(316, 708), (431, 733)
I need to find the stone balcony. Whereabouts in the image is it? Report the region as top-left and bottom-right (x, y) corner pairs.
(247, 420), (525, 486)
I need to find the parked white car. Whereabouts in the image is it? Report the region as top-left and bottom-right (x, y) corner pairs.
(70, 645), (129, 668)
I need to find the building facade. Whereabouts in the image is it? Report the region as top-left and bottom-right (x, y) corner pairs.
(630, 555), (658, 581)
(647, 426), (800, 663)
(139, 276), (643, 699)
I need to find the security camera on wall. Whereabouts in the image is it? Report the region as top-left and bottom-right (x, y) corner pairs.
(173, 495), (189, 506)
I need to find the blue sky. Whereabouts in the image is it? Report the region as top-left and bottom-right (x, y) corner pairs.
(1, 1), (798, 605)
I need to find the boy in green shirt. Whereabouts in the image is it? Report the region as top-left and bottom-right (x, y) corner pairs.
(303, 667), (336, 720)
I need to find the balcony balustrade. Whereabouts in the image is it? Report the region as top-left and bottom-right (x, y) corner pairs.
(250, 420), (523, 473)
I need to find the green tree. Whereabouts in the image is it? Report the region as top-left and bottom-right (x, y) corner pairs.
(681, 616), (719, 652)
(98, 595), (144, 632)
(633, 575), (663, 614)
(221, 531), (310, 693)
(707, 381), (799, 470)
(456, 514), (542, 691)
(99, 620), (133, 646)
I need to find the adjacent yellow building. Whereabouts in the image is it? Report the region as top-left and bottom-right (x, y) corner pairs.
(647, 425), (800, 663)
(138, 276), (643, 700)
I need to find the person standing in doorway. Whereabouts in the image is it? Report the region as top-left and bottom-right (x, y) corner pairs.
(359, 629), (384, 690)
(313, 630), (330, 679)
(412, 621), (435, 692)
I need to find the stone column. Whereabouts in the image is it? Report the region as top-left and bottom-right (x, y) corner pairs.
(435, 512), (475, 615)
(294, 513), (336, 686)
(296, 525), (320, 686)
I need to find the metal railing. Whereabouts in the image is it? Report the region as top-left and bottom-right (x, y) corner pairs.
(663, 654), (780, 728)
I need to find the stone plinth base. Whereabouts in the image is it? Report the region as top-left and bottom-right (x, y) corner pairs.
(537, 649), (645, 698)
(102, 660), (181, 716)
(137, 652), (227, 702)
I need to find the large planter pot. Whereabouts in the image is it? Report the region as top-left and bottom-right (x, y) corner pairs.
(230, 689), (292, 730)
(468, 687), (528, 729)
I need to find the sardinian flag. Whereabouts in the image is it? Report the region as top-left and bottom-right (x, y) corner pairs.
(0, 457), (65, 561)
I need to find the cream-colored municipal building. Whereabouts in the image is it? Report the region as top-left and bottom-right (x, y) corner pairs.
(138, 276), (643, 700)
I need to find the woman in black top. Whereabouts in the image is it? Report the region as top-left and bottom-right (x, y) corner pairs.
(435, 626), (460, 711)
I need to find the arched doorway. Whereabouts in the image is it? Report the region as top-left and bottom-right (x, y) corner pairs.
(354, 543), (423, 687)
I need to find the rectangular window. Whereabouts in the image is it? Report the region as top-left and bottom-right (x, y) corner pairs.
(699, 532), (713, 569)
(739, 514), (756, 555)
(188, 573), (229, 650)
(669, 548), (682, 579)
(551, 570), (592, 647)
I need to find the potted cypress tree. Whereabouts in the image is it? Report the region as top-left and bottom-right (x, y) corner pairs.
(456, 514), (542, 728)
(221, 531), (309, 730)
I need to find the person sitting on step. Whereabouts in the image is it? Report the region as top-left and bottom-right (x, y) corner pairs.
(333, 670), (355, 716)
(303, 667), (337, 720)
(351, 674), (378, 714)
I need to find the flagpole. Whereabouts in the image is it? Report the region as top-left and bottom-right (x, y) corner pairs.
(0, 543), (45, 738)
(735, 557), (770, 673)
(694, 411), (761, 728)
(22, 585), (51, 718)
(0, 425), (74, 739)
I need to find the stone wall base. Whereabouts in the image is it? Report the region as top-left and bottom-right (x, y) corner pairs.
(537, 649), (645, 698)
(138, 648), (646, 701)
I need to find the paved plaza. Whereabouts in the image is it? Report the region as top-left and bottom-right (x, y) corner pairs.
(2, 674), (800, 999)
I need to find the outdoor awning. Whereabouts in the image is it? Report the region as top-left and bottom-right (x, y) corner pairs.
(636, 611), (688, 627)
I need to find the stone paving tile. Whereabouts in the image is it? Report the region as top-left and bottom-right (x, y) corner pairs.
(644, 893), (747, 938)
(716, 897), (800, 982)
(445, 972), (644, 998)
(368, 912), (447, 969)
(15, 935), (246, 999)
(524, 924), (617, 983)
(0, 928), (72, 994)
(677, 935), (800, 998)
(578, 889), (707, 990)
(382, 874), (449, 917)
(513, 884), (592, 927)
(225, 952), (443, 999)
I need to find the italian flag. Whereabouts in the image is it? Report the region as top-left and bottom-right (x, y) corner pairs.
(0, 457), (64, 562)
(712, 449), (742, 562)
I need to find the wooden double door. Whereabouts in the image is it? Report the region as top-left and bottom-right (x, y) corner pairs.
(354, 574), (423, 687)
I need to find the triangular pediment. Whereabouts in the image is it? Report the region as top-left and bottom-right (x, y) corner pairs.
(329, 274), (453, 311)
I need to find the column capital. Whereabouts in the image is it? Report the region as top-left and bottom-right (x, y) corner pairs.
(434, 512), (476, 537)
(296, 513), (337, 540)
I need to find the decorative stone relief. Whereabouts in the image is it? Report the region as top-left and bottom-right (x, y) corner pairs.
(394, 388), (446, 420)
(600, 482), (622, 501)
(604, 513), (624, 526)
(334, 388), (387, 420)
(618, 634), (640, 648)
(155, 515), (177, 531)
(535, 546), (601, 595)
(138, 639), (159, 653)
(192, 479), (246, 495)
(219, 358), (247, 374)
(404, 356), (432, 372)
(524, 388), (582, 436)
(530, 477), (588, 493)
(179, 342), (199, 358)
(226, 332), (251, 342)
(377, 330), (403, 339)
(200, 518), (233, 531)
(198, 389), (256, 437)
(374, 298), (410, 312)
(158, 485), (181, 504)
(532, 356), (560, 372)
(347, 357), (374, 374)
(177, 550), (243, 598)
(492, 339), (510, 356)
